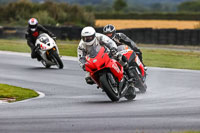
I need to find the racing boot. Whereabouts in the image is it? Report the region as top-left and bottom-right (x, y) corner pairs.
(35, 46), (42, 61)
(85, 73), (95, 85)
(85, 77), (95, 85)
(124, 63), (135, 83)
(36, 54), (42, 61)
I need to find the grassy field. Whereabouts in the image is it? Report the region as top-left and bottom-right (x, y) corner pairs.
(143, 49), (200, 70)
(172, 131), (200, 133)
(0, 84), (39, 102)
(0, 39), (200, 70)
(95, 19), (200, 29)
(0, 39), (78, 56)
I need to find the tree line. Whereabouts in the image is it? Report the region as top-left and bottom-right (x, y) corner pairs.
(0, 0), (200, 27)
(0, 0), (95, 27)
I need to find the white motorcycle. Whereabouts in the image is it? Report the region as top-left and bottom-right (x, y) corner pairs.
(35, 33), (64, 69)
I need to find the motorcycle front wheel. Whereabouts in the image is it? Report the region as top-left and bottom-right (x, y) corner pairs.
(51, 50), (64, 69)
(99, 72), (120, 102)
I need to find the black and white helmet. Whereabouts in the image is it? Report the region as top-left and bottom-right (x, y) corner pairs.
(28, 18), (38, 32)
(103, 24), (116, 39)
(81, 26), (96, 46)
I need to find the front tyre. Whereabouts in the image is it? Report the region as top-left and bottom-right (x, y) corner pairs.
(51, 50), (64, 69)
(99, 72), (120, 102)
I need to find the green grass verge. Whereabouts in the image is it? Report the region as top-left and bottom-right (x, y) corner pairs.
(143, 49), (200, 70)
(0, 84), (39, 102)
(173, 131), (200, 133)
(0, 39), (200, 70)
(0, 39), (78, 56)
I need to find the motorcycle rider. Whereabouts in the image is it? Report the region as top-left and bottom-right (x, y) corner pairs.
(25, 18), (56, 61)
(77, 26), (135, 85)
(103, 24), (146, 69)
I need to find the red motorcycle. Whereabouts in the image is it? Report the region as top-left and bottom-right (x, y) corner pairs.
(117, 45), (147, 93)
(85, 45), (137, 102)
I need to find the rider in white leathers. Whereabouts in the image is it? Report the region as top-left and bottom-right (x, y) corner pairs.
(77, 26), (135, 84)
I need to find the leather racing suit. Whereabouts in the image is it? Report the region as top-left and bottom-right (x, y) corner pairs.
(25, 24), (55, 59)
(113, 33), (144, 64)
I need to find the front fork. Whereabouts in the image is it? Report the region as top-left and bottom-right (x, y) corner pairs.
(107, 73), (117, 87)
(45, 47), (57, 60)
(46, 47), (57, 55)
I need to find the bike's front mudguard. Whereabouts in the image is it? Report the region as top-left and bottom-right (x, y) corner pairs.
(38, 47), (58, 65)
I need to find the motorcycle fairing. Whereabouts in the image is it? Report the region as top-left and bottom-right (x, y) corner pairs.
(85, 47), (123, 82)
(123, 49), (145, 77)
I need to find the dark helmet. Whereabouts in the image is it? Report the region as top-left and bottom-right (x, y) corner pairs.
(103, 24), (116, 39)
(28, 18), (38, 32)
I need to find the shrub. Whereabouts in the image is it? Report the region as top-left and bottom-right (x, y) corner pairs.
(32, 11), (57, 26)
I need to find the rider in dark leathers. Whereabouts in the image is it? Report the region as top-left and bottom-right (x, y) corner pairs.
(25, 18), (55, 60)
(103, 24), (146, 68)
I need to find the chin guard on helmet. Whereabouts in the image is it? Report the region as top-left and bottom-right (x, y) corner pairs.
(82, 34), (95, 42)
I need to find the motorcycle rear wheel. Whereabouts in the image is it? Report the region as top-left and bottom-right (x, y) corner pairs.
(132, 68), (147, 93)
(124, 86), (136, 100)
(41, 60), (51, 68)
(99, 72), (120, 102)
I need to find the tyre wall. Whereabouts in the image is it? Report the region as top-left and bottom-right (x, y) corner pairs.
(0, 26), (200, 45)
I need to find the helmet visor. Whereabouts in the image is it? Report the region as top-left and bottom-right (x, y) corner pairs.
(29, 24), (37, 28)
(105, 33), (113, 38)
(82, 35), (95, 42)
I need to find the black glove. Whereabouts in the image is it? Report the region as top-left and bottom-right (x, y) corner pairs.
(52, 36), (57, 41)
(34, 44), (40, 52)
(82, 64), (86, 71)
(132, 47), (141, 54)
(110, 47), (118, 57)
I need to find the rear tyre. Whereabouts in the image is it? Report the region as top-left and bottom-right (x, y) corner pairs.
(99, 72), (120, 102)
(51, 51), (64, 69)
(45, 64), (51, 68)
(132, 69), (147, 93)
(41, 60), (51, 68)
(124, 86), (136, 100)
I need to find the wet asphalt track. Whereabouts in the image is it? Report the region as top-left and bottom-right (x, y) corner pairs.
(0, 51), (200, 133)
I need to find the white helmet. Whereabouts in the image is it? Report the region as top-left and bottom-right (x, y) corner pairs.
(28, 18), (38, 32)
(81, 26), (96, 46)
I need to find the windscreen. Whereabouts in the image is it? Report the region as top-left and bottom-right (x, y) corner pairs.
(87, 44), (102, 58)
(38, 34), (49, 44)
